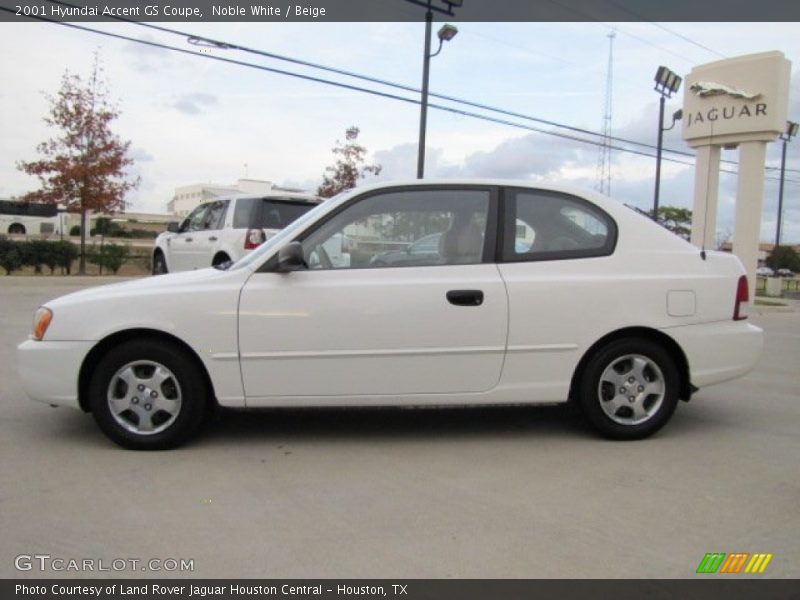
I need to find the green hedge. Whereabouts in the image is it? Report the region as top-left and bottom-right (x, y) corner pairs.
(0, 239), (149, 275)
(0, 239), (78, 275)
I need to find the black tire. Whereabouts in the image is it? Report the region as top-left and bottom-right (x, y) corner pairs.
(576, 338), (680, 440)
(152, 251), (168, 275)
(88, 339), (209, 450)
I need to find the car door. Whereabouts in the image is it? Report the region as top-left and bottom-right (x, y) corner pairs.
(189, 200), (229, 268)
(237, 186), (508, 402)
(495, 187), (618, 401)
(168, 203), (209, 271)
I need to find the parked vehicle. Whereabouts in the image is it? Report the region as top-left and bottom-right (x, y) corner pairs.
(18, 181), (763, 449)
(776, 268), (794, 277)
(0, 199), (68, 236)
(756, 266), (774, 277)
(152, 193), (344, 274)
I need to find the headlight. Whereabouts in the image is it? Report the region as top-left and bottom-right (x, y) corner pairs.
(32, 307), (53, 341)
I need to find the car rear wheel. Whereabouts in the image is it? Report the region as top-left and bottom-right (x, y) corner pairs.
(212, 253), (231, 268)
(152, 251), (168, 275)
(88, 339), (208, 449)
(576, 338), (679, 440)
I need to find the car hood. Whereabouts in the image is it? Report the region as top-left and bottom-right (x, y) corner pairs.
(45, 268), (248, 310)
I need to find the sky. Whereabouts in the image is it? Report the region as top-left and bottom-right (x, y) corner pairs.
(1, 18), (799, 243)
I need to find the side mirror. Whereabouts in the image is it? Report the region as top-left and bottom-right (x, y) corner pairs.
(277, 241), (307, 272)
(167, 222), (180, 233)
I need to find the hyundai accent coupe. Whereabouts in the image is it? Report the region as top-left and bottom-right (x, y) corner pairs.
(17, 181), (763, 449)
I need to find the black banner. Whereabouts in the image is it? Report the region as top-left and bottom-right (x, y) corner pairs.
(2, 0), (800, 22)
(4, 580), (800, 600)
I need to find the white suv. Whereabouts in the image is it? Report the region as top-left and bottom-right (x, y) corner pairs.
(153, 193), (344, 273)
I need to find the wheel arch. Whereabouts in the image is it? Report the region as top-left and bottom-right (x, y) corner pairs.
(212, 250), (232, 266)
(570, 326), (692, 402)
(77, 328), (217, 413)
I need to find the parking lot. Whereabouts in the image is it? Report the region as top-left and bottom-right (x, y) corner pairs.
(1, 276), (798, 579)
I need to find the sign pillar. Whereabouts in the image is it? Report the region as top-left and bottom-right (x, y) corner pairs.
(733, 141), (768, 299)
(689, 144), (721, 249)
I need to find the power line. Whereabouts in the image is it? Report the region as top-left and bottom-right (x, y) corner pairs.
(35, 0), (800, 176)
(601, 0), (727, 59)
(5, 6), (799, 187)
(38, 0), (702, 161)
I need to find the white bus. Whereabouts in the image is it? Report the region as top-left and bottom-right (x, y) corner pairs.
(0, 200), (67, 236)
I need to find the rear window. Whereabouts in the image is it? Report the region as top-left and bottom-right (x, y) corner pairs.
(233, 198), (317, 229)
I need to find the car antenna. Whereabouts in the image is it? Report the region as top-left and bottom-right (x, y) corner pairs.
(698, 121), (716, 261)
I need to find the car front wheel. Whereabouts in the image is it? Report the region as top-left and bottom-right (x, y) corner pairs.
(88, 339), (209, 449)
(576, 338), (680, 440)
(152, 251), (168, 275)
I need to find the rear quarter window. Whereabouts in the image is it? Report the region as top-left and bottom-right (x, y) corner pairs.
(233, 198), (317, 229)
(503, 188), (617, 262)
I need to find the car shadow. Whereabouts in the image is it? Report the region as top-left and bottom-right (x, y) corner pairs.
(199, 403), (588, 446)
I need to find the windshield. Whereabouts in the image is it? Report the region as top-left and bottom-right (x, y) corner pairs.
(229, 193), (345, 271)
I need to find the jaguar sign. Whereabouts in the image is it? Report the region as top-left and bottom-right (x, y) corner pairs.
(682, 51), (792, 302)
(682, 51), (790, 146)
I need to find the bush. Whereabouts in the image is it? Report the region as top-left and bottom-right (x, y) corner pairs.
(766, 246), (800, 273)
(0, 240), (79, 275)
(69, 225), (81, 236)
(0, 240), (23, 275)
(88, 243), (128, 274)
(53, 240), (78, 274)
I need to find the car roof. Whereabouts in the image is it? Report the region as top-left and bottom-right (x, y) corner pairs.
(212, 192), (321, 204)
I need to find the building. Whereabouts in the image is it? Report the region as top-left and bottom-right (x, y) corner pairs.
(167, 178), (308, 217)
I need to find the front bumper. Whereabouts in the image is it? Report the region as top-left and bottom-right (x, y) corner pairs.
(17, 339), (95, 410)
(663, 320), (764, 388)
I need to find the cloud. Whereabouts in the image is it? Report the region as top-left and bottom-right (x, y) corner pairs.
(171, 93), (218, 115)
(128, 147), (155, 162)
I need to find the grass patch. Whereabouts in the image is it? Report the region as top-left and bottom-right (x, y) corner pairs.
(754, 298), (787, 307)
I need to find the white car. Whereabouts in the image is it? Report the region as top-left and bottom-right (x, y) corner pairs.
(152, 192), (342, 273)
(18, 181), (763, 449)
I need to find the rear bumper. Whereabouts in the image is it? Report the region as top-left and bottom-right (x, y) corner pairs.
(662, 320), (764, 388)
(17, 339), (94, 410)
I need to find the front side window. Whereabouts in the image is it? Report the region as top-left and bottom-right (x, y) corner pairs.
(300, 188), (491, 270)
(503, 189), (616, 261)
(183, 204), (209, 232)
(203, 201), (228, 231)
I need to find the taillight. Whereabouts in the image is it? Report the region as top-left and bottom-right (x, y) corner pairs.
(733, 275), (749, 321)
(244, 229), (266, 250)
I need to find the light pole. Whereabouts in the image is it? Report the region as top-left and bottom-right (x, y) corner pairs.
(411, 0), (461, 179)
(653, 66), (682, 221)
(775, 120), (798, 247)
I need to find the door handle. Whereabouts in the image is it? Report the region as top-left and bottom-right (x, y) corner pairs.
(446, 289), (484, 306)
(184, 237), (193, 242)
(209, 236), (218, 242)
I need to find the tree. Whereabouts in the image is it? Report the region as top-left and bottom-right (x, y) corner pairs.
(317, 126), (382, 198)
(17, 54), (139, 274)
(766, 245), (800, 272)
(654, 206), (692, 240)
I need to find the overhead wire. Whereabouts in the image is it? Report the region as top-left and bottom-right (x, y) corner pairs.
(36, 0), (800, 176)
(4, 5), (798, 186)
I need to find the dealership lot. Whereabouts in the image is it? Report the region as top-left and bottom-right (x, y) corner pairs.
(1, 277), (798, 579)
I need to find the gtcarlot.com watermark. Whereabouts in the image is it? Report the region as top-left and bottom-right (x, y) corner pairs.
(14, 554), (194, 573)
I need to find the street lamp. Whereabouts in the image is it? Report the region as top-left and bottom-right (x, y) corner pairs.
(415, 1), (460, 179)
(652, 66), (683, 221)
(775, 120), (799, 247)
